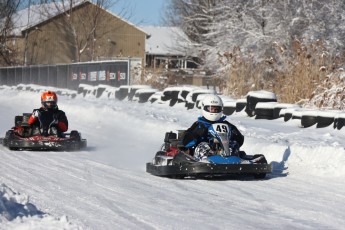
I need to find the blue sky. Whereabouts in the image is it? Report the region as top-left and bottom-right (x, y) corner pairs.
(110, 0), (167, 26)
(20, 0), (167, 26)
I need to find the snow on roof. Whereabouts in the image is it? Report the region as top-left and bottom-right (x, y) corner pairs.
(10, 1), (147, 37)
(10, 1), (85, 36)
(140, 26), (191, 56)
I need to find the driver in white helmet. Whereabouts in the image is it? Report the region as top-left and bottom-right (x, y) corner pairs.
(182, 94), (244, 160)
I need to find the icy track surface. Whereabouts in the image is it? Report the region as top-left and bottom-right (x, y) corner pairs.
(0, 88), (345, 230)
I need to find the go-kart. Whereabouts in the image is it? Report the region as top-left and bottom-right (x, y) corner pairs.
(0, 113), (87, 151)
(146, 130), (272, 179)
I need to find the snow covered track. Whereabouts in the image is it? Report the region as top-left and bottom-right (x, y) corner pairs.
(0, 88), (345, 229)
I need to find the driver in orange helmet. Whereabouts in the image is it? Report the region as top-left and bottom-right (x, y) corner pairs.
(27, 91), (68, 136)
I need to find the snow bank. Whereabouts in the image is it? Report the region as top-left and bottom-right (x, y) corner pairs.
(0, 184), (83, 229)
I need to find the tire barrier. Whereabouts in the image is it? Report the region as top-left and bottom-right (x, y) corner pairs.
(245, 91), (277, 117)
(3, 84), (343, 131)
(223, 101), (237, 116)
(254, 102), (277, 120)
(236, 99), (247, 112)
(185, 88), (217, 110)
(133, 89), (159, 103)
(115, 85), (131, 101)
(301, 115), (318, 128)
(316, 111), (338, 128)
(334, 113), (345, 130)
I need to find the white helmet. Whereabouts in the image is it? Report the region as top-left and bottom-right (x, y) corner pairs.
(201, 94), (223, 121)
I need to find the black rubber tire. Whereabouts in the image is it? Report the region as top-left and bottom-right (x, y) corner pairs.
(223, 106), (236, 115)
(70, 130), (81, 141)
(236, 102), (246, 112)
(255, 108), (274, 120)
(253, 154), (268, 179)
(316, 116), (334, 128)
(301, 115), (317, 128)
(15, 116), (23, 126)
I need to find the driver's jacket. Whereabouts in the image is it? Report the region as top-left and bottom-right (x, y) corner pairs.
(182, 116), (244, 150)
(27, 107), (68, 132)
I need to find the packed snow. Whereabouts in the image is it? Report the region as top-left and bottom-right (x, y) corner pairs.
(0, 85), (345, 230)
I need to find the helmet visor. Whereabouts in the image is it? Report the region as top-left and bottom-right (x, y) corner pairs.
(204, 105), (222, 113)
(43, 101), (57, 109)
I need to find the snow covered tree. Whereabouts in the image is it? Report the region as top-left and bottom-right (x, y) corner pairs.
(0, 0), (21, 65)
(166, 0), (345, 71)
(166, 0), (345, 105)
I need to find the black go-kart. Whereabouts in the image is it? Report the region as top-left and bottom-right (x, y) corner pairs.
(146, 130), (272, 179)
(0, 113), (87, 151)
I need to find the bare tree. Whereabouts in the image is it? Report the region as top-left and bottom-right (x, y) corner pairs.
(0, 0), (21, 66)
(30, 0), (126, 62)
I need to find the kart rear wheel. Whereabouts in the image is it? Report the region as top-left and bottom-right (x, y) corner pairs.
(15, 116), (23, 126)
(254, 173), (266, 179)
(168, 174), (186, 179)
(9, 147), (19, 151)
(253, 154), (268, 179)
(70, 130), (81, 141)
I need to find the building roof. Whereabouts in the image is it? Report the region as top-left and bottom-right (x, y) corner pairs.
(140, 26), (191, 56)
(10, 0), (147, 36)
(10, 1), (83, 36)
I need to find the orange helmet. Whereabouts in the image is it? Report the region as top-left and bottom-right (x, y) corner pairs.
(41, 91), (58, 109)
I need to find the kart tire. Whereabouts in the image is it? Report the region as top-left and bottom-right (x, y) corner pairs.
(70, 130), (81, 141)
(253, 154), (268, 179)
